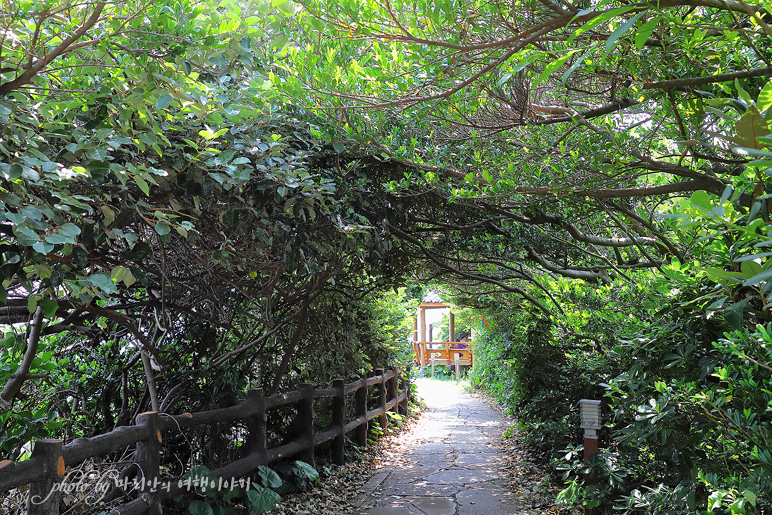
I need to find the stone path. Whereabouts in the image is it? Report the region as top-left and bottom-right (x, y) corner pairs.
(353, 378), (528, 515)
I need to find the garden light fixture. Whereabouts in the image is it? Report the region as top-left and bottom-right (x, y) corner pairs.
(579, 399), (602, 439)
(579, 399), (602, 515)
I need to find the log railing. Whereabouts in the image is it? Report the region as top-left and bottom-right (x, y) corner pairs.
(412, 341), (472, 368)
(0, 368), (410, 515)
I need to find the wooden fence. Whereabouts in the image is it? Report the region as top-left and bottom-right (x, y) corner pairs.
(0, 368), (409, 515)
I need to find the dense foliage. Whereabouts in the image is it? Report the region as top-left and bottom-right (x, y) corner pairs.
(3, 0), (772, 513)
(0, 0), (422, 468)
(282, 1), (772, 512)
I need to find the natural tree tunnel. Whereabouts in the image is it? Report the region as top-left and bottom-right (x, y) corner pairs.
(2, 0), (772, 512)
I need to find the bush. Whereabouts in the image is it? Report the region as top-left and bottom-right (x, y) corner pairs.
(469, 306), (599, 461)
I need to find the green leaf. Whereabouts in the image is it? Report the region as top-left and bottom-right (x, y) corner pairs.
(32, 241), (55, 254)
(188, 501), (214, 515)
(743, 489), (757, 507)
(291, 460), (319, 482)
(28, 296), (39, 314)
(45, 233), (71, 245)
(741, 259), (763, 278)
(111, 266), (136, 287)
(605, 11), (646, 52)
(156, 94), (173, 109)
(556, 481), (581, 504)
(59, 223), (81, 238)
(154, 222), (171, 236)
(731, 497), (747, 514)
(5, 163), (23, 180)
(13, 226), (39, 246)
(89, 148), (109, 162)
(561, 53), (587, 85)
(89, 273), (118, 294)
(271, 34), (289, 49)
(45, 223), (81, 245)
(732, 147), (772, 158)
(107, 136), (133, 148)
(734, 106), (770, 149)
(758, 80), (772, 113)
(21, 205), (43, 221)
(703, 268), (744, 281)
(40, 299), (59, 318)
(634, 16), (660, 50)
(100, 205), (116, 226)
(247, 486), (280, 512)
(535, 51), (579, 85)
(724, 302), (745, 330)
(690, 190), (711, 210)
(135, 175), (151, 196)
(734, 252), (772, 262)
(567, 6), (637, 45)
(257, 465), (282, 489)
(742, 266), (772, 287)
(736, 79), (753, 104)
(0, 191), (22, 208)
(496, 72), (513, 87)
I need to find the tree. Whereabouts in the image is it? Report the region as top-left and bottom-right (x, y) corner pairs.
(0, 0), (419, 459)
(278, 0), (772, 313)
(275, 5), (772, 510)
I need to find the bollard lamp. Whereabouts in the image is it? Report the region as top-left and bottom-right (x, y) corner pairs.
(579, 399), (602, 439)
(580, 399), (602, 515)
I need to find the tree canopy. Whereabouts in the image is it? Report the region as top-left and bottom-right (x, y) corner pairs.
(2, 0), (772, 511)
(277, 0), (772, 315)
(0, 0), (419, 444)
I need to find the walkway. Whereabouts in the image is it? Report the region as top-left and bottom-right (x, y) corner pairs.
(352, 378), (529, 515)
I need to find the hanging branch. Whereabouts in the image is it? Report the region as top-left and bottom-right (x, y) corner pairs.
(0, 307), (44, 410)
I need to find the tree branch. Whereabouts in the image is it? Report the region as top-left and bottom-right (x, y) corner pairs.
(0, 2), (106, 95)
(642, 66), (772, 91)
(0, 307), (43, 410)
(526, 246), (611, 284)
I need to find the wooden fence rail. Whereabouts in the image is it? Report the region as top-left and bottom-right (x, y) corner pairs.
(0, 368), (410, 515)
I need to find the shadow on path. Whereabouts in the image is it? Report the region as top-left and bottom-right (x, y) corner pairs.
(352, 378), (528, 515)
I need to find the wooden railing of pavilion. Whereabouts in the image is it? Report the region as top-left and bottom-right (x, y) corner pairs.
(0, 368), (409, 515)
(412, 342), (472, 368)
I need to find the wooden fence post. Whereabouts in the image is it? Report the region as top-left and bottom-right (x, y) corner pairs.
(387, 371), (398, 416)
(332, 379), (345, 466)
(354, 376), (368, 446)
(28, 439), (64, 515)
(135, 412), (162, 515)
(375, 368), (387, 429)
(298, 383), (315, 468)
(246, 388), (268, 465)
(399, 374), (410, 416)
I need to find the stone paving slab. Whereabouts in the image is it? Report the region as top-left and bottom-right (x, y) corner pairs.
(354, 378), (527, 515)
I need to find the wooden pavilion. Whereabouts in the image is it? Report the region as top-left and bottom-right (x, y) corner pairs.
(412, 294), (473, 369)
